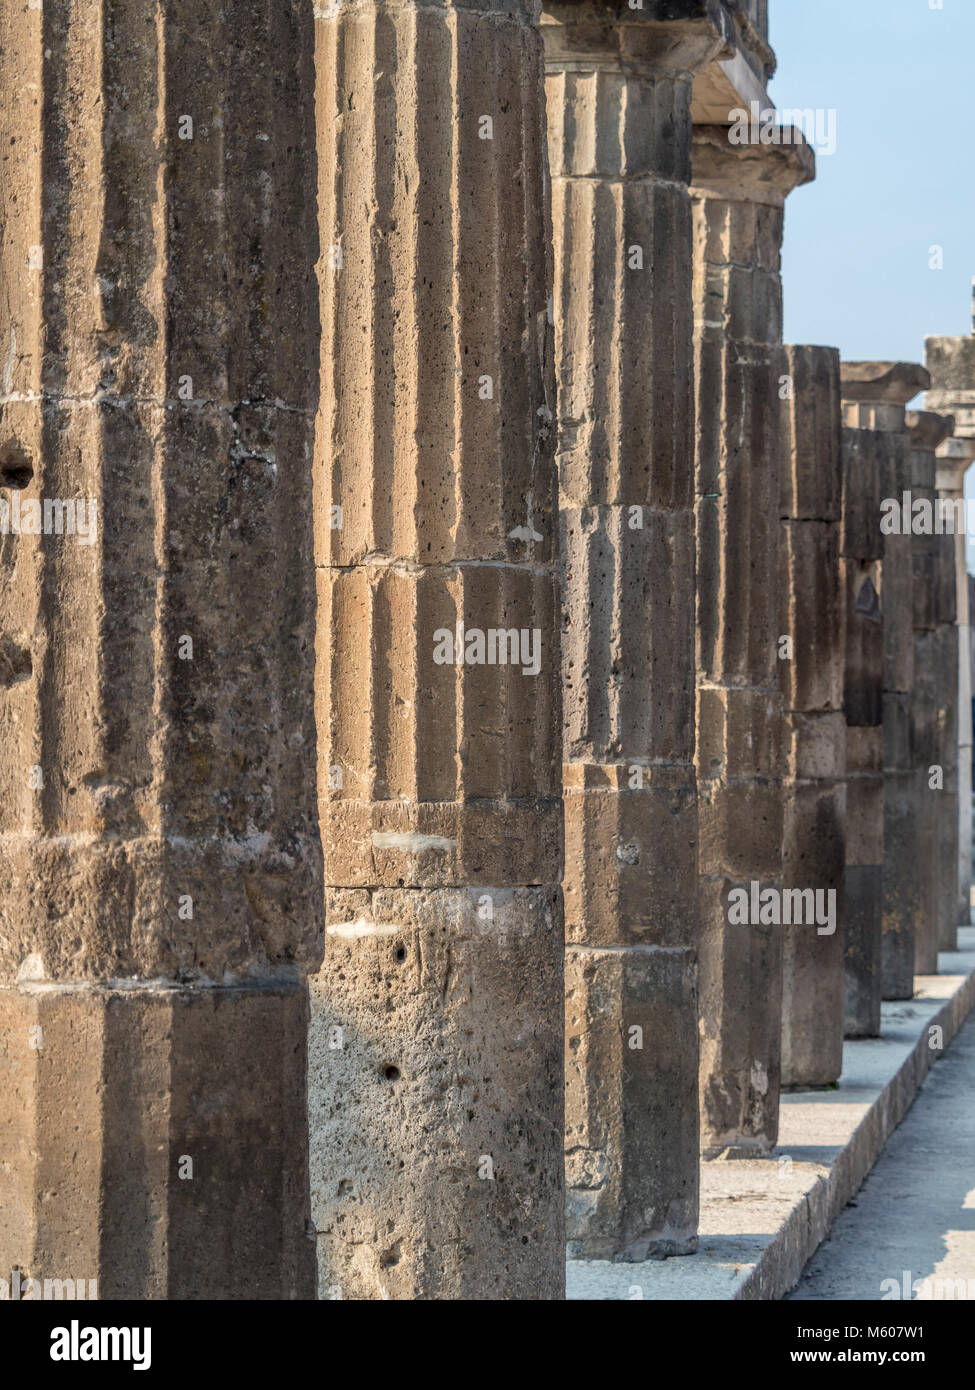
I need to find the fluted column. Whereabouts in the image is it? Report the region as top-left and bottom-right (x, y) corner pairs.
(907, 409), (958, 965)
(692, 129), (813, 1152)
(926, 320), (975, 928)
(778, 346), (846, 1086)
(0, 0), (322, 1297)
(309, 0), (564, 1299)
(841, 364), (929, 1000)
(839, 404), (885, 1037)
(543, 0), (726, 1261)
(935, 436), (975, 929)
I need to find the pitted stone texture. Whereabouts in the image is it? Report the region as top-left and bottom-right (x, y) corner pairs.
(882, 769), (922, 998)
(312, 0), (564, 1298)
(0, 984), (315, 1299)
(0, 0), (322, 1296)
(780, 346), (843, 523)
(565, 945), (698, 1261)
(840, 420), (885, 1039)
(0, 7), (322, 988)
(926, 334), (975, 436)
(561, 507), (695, 765)
(844, 863), (882, 1038)
(909, 420), (957, 973)
(546, 58), (697, 511)
(698, 873), (782, 1154)
(563, 766), (697, 949)
(779, 521), (844, 714)
(840, 430), (885, 562)
(309, 886), (564, 1300)
(692, 133), (806, 1150)
(546, 0), (704, 1263)
(778, 347), (845, 1087)
(317, 562), (562, 888)
(842, 558), (883, 728)
(780, 774), (846, 1086)
(317, 2), (555, 571)
(932, 433), (975, 930)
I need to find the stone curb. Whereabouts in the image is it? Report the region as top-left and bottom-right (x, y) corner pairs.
(567, 927), (975, 1301)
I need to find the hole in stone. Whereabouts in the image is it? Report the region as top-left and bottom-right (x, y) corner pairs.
(379, 1240), (402, 1269)
(383, 1064), (401, 1081)
(0, 444), (34, 490)
(0, 635), (32, 688)
(394, 944), (406, 962)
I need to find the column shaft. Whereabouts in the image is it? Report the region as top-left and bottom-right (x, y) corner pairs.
(840, 366), (930, 1000)
(778, 346), (846, 1086)
(692, 128), (813, 1151)
(926, 329), (975, 928)
(935, 438), (975, 930)
(0, 0), (323, 1297)
(907, 410), (959, 963)
(839, 418), (885, 1038)
(309, 0), (564, 1299)
(544, 1), (726, 1260)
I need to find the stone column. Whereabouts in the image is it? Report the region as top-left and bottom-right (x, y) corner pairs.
(935, 436), (975, 929)
(691, 128), (814, 1152)
(839, 410), (885, 1038)
(927, 317), (975, 928)
(906, 410), (956, 971)
(840, 365), (929, 1000)
(543, 0), (727, 1263)
(309, 0), (564, 1299)
(0, 1), (323, 1297)
(778, 346), (846, 1086)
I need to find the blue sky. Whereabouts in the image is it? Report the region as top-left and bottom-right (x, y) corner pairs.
(771, 0), (974, 366)
(770, 0), (975, 565)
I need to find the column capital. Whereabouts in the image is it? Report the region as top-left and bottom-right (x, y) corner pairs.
(690, 123), (815, 206)
(936, 435), (975, 495)
(906, 409), (955, 452)
(542, 0), (732, 76)
(840, 361), (929, 431)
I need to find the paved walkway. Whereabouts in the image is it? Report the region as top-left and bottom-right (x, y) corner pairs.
(789, 1011), (975, 1300)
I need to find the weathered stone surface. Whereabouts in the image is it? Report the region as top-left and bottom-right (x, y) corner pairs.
(563, 766), (698, 950)
(780, 775), (846, 1085)
(933, 433), (975, 928)
(841, 362), (930, 405)
(0, 0), (323, 1296)
(844, 864), (883, 1038)
(546, 0), (717, 1261)
(779, 523), (844, 713)
(906, 409), (958, 969)
(564, 944), (698, 1261)
(698, 873), (781, 1154)
(779, 347), (845, 1087)
(1, 985), (315, 1300)
(692, 130), (812, 1150)
(840, 403), (886, 1038)
(780, 345), (843, 523)
(310, 887), (563, 1299)
(843, 732), (883, 1037)
(310, 0), (565, 1297)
